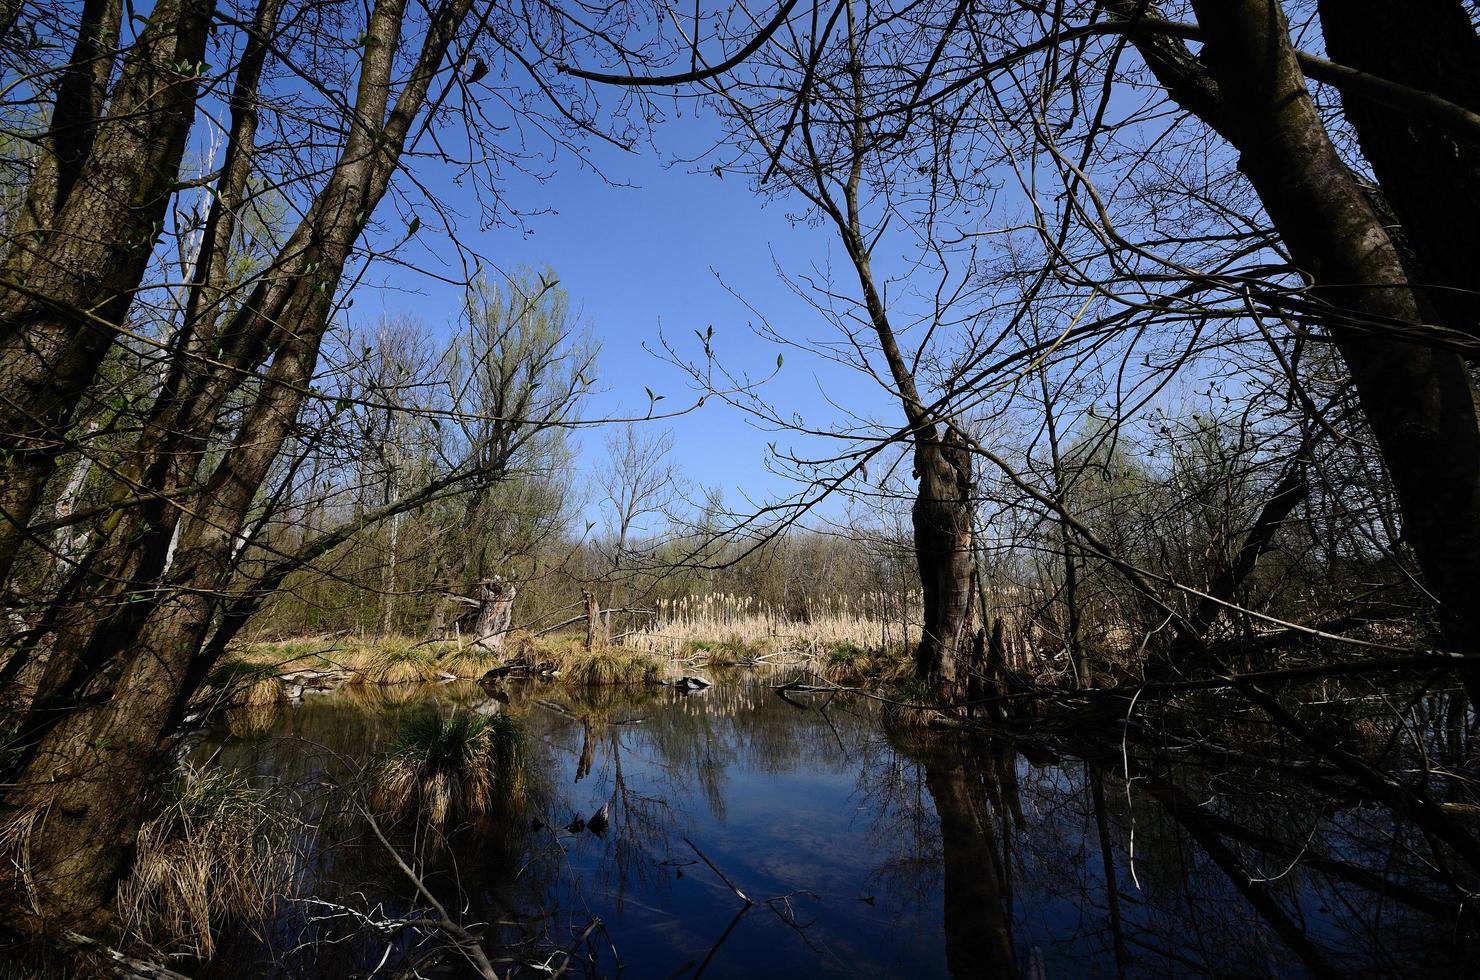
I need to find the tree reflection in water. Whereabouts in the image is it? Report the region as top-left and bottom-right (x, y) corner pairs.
(193, 673), (1473, 977)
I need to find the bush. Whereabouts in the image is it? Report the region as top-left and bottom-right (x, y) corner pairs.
(560, 650), (661, 686)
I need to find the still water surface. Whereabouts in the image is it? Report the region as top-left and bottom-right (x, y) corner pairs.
(200, 672), (1469, 978)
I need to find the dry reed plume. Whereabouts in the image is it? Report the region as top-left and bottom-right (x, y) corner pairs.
(622, 592), (922, 659)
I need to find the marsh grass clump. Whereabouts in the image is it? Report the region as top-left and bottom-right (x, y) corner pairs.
(353, 639), (442, 685)
(373, 707), (526, 834)
(822, 640), (914, 685)
(204, 658), (284, 708)
(880, 677), (943, 732)
(560, 649), (661, 686)
(117, 765), (294, 960)
(824, 640), (868, 677)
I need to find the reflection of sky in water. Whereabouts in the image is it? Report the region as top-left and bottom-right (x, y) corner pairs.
(200, 674), (1469, 978)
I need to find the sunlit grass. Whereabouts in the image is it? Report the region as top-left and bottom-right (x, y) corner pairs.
(225, 634), (500, 686)
(558, 649), (661, 686)
(372, 707), (526, 834)
(624, 592), (921, 659)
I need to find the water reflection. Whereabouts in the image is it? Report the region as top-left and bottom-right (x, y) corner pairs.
(196, 673), (1473, 977)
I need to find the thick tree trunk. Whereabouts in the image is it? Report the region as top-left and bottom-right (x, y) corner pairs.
(0, 0), (475, 931)
(912, 427), (976, 697)
(1188, 0), (1480, 697)
(1316, 0), (1480, 347)
(472, 577), (515, 654)
(0, 0), (214, 583)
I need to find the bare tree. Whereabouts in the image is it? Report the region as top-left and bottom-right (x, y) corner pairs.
(597, 423), (682, 635)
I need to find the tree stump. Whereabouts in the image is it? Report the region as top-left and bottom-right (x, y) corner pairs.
(583, 590), (602, 650)
(472, 576), (515, 654)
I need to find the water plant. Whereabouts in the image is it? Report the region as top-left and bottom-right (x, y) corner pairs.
(116, 764), (294, 960)
(372, 707), (526, 834)
(559, 649), (661, 686)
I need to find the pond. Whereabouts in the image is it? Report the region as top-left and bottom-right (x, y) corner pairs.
(196, 671), (1472, 978)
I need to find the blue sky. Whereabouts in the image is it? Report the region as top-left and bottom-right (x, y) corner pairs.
(344, 102), (896, 524)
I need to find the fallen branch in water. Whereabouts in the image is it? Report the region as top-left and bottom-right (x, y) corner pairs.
(359, 804), (499, 979)
(684, 836), (751, 905)
(548, 917), (605, 979)
(62, 932), (193, 980)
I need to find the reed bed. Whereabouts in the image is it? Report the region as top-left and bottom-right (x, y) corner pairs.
(622, 592), (923, 659)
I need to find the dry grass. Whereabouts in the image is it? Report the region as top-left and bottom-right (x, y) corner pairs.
(117, 764), (294, 960)
(0, 803), (43, 919)
(372, 707), (526, 835)
(558, 649), (661, 686)
(821, 640), (914, 684)
(201, 659), (284, 708)
(225, 634), (501, 686)
(623, 592), (921, 659)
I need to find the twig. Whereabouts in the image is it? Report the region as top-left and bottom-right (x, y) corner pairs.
(684, 836), (752, 905)
(359, 805), (499, 979)
(549, 917), (603, 979)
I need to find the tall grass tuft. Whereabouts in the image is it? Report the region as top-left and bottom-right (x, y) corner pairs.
(354, 640), (442, 684)
(205, 658), (284, 707)
(117, 764), (294, 960)
(372, 707), (526, 834)
(560, 649), (661, 686)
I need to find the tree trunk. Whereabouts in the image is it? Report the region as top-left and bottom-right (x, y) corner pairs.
(912, 427), (976, 697)
(583, 590), (602, 650)
(1316, 0), (1480, 348)
(471, 577), (515, 654)
(0, 0), (214, 585)
(0, 0), (475, 932)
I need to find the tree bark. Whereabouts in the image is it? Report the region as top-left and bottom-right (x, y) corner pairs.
(0, 0), (475, 933)
(472, 577), (515, 654)
(1316, 0), (1480, 348)
(0, 0), (214, 584)
(912, 427), (975, 695)
(582, 590), (602, 650)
